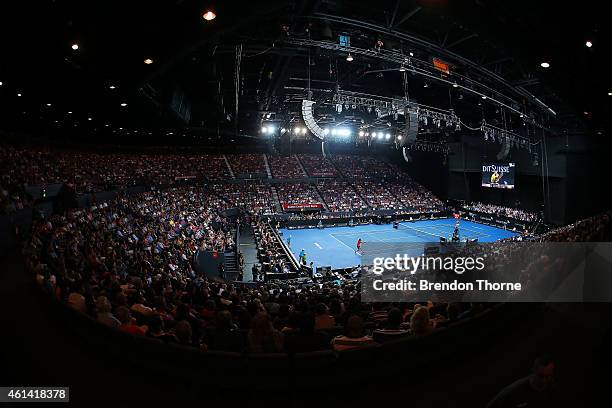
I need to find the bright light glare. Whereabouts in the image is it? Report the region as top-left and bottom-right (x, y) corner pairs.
(203, 10), (216, 21)
(540, 62), (550, 68)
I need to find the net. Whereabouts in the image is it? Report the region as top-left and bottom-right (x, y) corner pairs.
(397, 222), (447, 241)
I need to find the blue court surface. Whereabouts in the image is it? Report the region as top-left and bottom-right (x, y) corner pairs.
(279, 218), (518, 270)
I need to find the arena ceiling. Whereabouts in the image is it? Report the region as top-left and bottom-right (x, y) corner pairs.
(0, 0), (609, 143)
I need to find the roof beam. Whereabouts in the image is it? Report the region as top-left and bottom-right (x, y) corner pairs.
(393, 6), (422, 28)
(446, 33), (479, 49)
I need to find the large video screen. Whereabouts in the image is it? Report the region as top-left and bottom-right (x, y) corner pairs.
(481, 162), (516, 189)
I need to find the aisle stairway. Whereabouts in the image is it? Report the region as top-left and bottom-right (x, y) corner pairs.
(270, 186), (283, 213)
(222, 154), (236, 179)
(294, 154), (308, 177)
(263, 154), (272, 179)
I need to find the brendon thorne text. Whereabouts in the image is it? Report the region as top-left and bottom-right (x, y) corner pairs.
(371, 279), (522, 292)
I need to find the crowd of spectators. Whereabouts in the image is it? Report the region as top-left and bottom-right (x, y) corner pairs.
(316, 181), (369, 212)
(26, 186), (236, 321)
(354, 181), (404, 210)
(332, 155), (396, 179)
(537, 211), (611, 242)
(227, 154), (267, 176)
(268, 155), (306, 179)
(298, 154), (339, 177)
(274, 183), (323, 209)
(210, 181), (276, 216)
(464, 202), (539, 222)
(0, 146), (234, 197)
(389, 180), (445, 212)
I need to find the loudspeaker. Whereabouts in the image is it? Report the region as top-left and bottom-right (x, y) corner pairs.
(402, 109), (418, 146)
(496, 136), (511, 160)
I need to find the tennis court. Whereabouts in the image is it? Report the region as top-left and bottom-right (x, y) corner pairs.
(279, 218), (518, 270)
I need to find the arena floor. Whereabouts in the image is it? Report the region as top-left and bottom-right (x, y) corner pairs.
(279, 218), (519, 270)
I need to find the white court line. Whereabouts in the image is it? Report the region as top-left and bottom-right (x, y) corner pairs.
(329, 233), (357, 251)
(331, 229), (394, 236)
(314, 242), (322, 249)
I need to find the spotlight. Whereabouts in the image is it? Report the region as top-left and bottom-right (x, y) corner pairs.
(608, 92), (612, 96)
(0, 81), (3, 86)
(481, 95), (487, 99)
(46, 103), (52, 107)
(397, 135), (403, 140)
(120, 102), (127, 107)
(409, 52), (414, 57)
(359, 131), (364, 137)
(323, 128), (330, 135)
(371, 132), (377, 138)
(203, 10), (216, 21)
(346, 53), (353, 62)
(261, 126), (268, 133)
(294, 127), (300, 134)
(109, 85), (116, 89)
(540, 62), (550, 68)
(67, 111), (72, 114)
(144, 58), (153, 65)
(399, 65), (406, 72)
(301, 128), (307, 134)
(88, 117), (92, 121)
(281, 128), (286, 133)
(268, 125), (276, 134)
(17, 93), (22, 97)
(423, 83), (428, 88)
(331, 129), (337, 136)
(586, 40), (593, 48)
(453, 83), (459, 88)
(71, 43), (79, 50)
(385, 133), (391, 140)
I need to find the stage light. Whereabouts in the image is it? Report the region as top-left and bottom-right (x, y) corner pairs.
(540, 62), (550, 68)
(203, 10), (216, 21)
(346, 53), (353, 62)
(17, 93), (21, 96)
(46, 103), (52, 106)
(0, 81), (3, 86)
(359, 131), (364, 137)
(71, 43), (79, 50)
(88, 117), (92, 121)
(281, 128), (286, 133)
(399, 65), (406, 72)
(323, 128), (329, 135)
(608, 92), (612, 96)
(144, 58), (153, 65)
(397, 135), (403, 140)
(301, 128), (307, 134)
(423, 83), (428, 88)
(409, 52), (414, 57)
(453, 83), (459, 88)
(371, 132), (377, 138)
(120, 102), (127, 107)
(482, 95), (487, 99)
(268, 126), (276, 134)
(385, 133), (391, 140)
(331, 129), (337, 136)
(109, 85), (116, 89)
(294, 127), (300, 134)
(586, 40), (593, 48)
(67, 111), (72, 114)
(261, 126), (268, 133)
